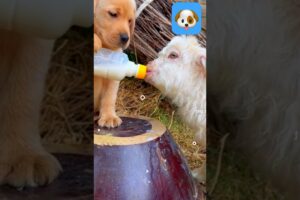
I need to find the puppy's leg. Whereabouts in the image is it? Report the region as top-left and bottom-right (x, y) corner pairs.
(0, 36), (61, 187)
(98, 79), (122, 128)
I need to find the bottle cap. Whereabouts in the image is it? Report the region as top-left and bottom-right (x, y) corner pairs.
(136, 65), (147, 79)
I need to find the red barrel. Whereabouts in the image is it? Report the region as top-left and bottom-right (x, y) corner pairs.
(94, 116), (198, 200)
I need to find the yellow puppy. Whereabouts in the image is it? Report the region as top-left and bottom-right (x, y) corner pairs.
(94, 0), (136, 127)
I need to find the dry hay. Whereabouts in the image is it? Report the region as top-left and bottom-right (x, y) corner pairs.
(41, 27), (93, 145)
(116, 80), (161, 116)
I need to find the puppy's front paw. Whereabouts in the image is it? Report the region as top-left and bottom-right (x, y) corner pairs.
(98, 114), (122, 128)
(0, 152), (62, 188)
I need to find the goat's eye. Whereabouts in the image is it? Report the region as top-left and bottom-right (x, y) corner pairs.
(168, 52), (179, 59)
(129, 19), (132, 24)
(108, 11), (117, 18)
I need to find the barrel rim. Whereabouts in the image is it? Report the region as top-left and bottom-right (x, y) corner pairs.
(94, 115), (166, 146)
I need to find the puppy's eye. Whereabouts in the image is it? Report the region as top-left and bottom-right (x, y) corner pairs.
(168, 52), (179, 59)
(108, 11), (117, 18)
(129, 19), (132, 24)
(181, 19), (184, 23)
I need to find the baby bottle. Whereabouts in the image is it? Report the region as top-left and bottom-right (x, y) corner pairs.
(94, 48), (147, 81)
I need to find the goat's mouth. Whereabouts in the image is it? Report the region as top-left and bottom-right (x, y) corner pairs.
(146, 69), (153, 75)
(145, 71), (153, 82)
(146, 64), (154, 75)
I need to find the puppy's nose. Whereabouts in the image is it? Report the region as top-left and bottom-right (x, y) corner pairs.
(185, 24), (189, 27)
(120, 34), (129, 44)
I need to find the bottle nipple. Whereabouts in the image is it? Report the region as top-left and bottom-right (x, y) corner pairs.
(136, 65), (147, 79)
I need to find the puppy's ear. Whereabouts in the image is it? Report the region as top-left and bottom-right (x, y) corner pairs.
(175, 11), (182, 21)
(130, 17), (136, 39)
(192, 11), (199, 22)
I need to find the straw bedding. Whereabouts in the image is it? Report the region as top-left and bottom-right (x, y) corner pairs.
(41, 27), (93, 144)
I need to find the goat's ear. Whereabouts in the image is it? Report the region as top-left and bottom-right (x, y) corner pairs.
(195, 49), (206, 77)
(192, 10), (199, 21)
(175, 11), (182, 21)
(199, 55), (206, 69)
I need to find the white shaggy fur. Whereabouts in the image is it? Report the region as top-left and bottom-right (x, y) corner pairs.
(209, 0), (300, 198)
(145, 36), (206, 181)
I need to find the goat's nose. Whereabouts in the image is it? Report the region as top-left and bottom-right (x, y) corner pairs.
(120, 34), (129, 44)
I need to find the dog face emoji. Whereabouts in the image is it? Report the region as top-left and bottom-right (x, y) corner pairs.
(175, 9), (199, 30)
